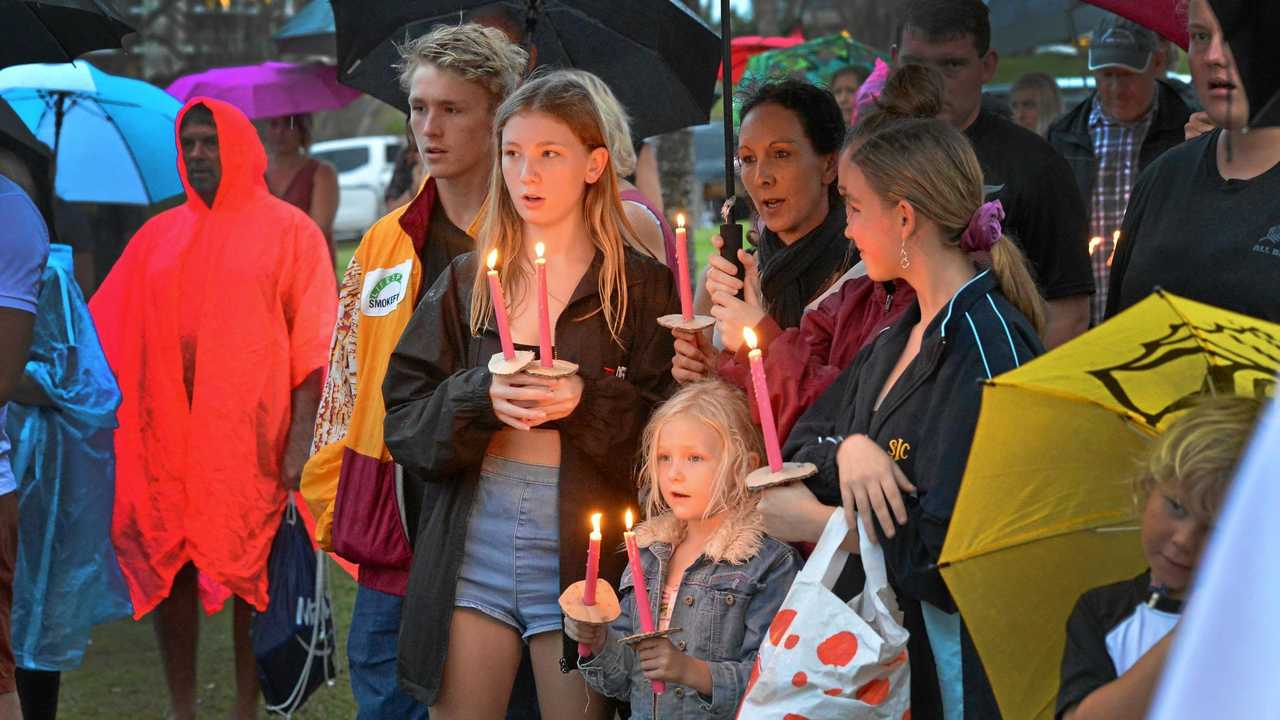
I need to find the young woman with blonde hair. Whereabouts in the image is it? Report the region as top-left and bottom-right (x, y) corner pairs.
(382, 70), (678, 720)
(785, 117), (1046, 718)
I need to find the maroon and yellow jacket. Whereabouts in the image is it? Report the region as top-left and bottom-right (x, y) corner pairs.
(302, 179), (479, 596)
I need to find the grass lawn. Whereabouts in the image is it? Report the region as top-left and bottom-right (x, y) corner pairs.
(59, 564), (359, 719)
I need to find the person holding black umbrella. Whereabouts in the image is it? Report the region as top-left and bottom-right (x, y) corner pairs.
(1106, 0), (1280, 323)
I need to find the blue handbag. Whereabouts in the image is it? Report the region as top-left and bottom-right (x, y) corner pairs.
(252, 498), (337, 716)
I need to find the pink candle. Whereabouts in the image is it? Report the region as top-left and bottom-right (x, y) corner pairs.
(675, 213), (693, 321)
(535, 242), (553, 368)
(624, 510), (665, 695)
(485, 249), (516, 360)
(744, 327), (783, 472)
(580, 512), (602, 657)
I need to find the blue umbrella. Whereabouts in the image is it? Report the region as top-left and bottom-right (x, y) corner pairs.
(0, 62), (183, 204)
(273, 0), (335, 56)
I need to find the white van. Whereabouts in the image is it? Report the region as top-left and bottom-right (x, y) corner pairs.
(311, 135), (405, 241)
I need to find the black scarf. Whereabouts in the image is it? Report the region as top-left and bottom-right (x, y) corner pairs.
(756, 195), (853, 329)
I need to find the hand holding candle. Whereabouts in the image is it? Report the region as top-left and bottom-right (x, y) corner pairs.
(744, 327), (784, 472)
(579, 512), (603, 657)
(534, 242), (554, 368)
(624, 510), (665, 695)
(486, 249), (516, 361)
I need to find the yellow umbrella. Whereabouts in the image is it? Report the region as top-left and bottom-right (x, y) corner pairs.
(938, 291), (1280, 720)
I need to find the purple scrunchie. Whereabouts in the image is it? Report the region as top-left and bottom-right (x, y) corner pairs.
(960, 200), (1005, 253)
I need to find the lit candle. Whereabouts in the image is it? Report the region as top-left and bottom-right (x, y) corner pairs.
(675, 213), (693, 321)
(1108, 229), (1121, 268)
(579, 512), (603, 657)
(535, 242), (553, 368)
(486, 249), (516, 360)
(624, 510), (665, 695)
(744, 327), (783, 472)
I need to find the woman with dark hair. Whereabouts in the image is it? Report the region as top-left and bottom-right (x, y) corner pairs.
(674, 80), (853, 385)
(265, 113), (339, 263)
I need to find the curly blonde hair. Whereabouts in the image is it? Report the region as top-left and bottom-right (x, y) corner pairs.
(637, 381), (765, 521)
(396, 23), (528, 106)
(1136, 395), (1264, 519)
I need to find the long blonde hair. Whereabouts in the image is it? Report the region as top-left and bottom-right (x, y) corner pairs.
(850, 118), (1047, 334)
(469, 71), (637, 344)
(637, 381), (765, 521)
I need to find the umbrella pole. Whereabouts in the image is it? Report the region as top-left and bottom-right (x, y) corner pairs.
(53, 92), (65, 164)
(719, 0), (745, 298)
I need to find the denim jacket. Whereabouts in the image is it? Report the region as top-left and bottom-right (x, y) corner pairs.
(579, 509), (800, 719)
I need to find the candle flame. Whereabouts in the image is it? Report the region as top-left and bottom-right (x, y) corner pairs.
(535, 242), (545, 259)
(1113, 229), (1121, 242)
(676, 212), (686, 229)
(625, 509), (634, 531)
(486, 248), (499, 271)
(1087, 236), (1104, 256)
(743, 326), (758, 350)
(591, 512), (602, 535)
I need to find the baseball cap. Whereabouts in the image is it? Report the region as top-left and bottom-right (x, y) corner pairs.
(1088, 15), (1160, 73)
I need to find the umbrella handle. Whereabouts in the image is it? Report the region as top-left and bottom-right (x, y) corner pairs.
(719, 221), (746, 300)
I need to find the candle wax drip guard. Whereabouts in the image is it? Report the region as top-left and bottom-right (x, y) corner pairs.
(525, 358), (579, 378)
(745, 461), (818, 490)
(487, 350), (535, 376)
(559, 579), (622, 625)
(620, 627), (682, 646)
(657, 313), (716, 332)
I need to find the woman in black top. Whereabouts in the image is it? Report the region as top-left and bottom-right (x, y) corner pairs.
(1107, 0), (1280, 322)
(674, 81), (853, 382)
(382, 72), (678, 719)
(785, 118), (1045, 718)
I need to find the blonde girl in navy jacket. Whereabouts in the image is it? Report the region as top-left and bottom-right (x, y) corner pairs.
(784, 118), (1047, 718)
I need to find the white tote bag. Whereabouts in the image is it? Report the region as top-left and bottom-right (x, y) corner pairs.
(737, 511), (911, 719)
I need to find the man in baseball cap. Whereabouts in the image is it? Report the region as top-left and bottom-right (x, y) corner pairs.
(1047, 14), (1192, 325)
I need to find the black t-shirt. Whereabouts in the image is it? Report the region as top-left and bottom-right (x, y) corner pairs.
(1107, 129), (1280, 322)
(1056, 571), (1180, 719)
(965, 109), (1094, 300)
(418, 196), (473, 303)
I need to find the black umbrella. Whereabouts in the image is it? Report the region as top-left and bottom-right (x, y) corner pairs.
(0, 0), (135, 70)
(332, 0), (722, 140)
(1208, 0), (1280, 128)
(716, 0), (744, 293)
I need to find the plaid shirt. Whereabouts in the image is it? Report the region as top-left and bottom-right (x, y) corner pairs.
(1088, 94), (1155, 325)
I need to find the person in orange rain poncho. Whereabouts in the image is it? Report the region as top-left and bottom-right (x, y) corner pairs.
(88, 98), (335, 720)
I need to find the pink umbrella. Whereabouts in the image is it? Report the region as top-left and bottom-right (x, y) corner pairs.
(720, 33), (805, 86)
(1083, 0), (1189, 49)
(166, 61), (361, 119)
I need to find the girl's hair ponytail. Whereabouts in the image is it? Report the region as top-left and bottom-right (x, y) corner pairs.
(988, 235), (1046, 335)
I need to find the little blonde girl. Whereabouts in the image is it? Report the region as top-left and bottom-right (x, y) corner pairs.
(565, 380), (800, 718)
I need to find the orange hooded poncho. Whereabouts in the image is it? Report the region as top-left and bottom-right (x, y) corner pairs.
(90, 98), (336, 617)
